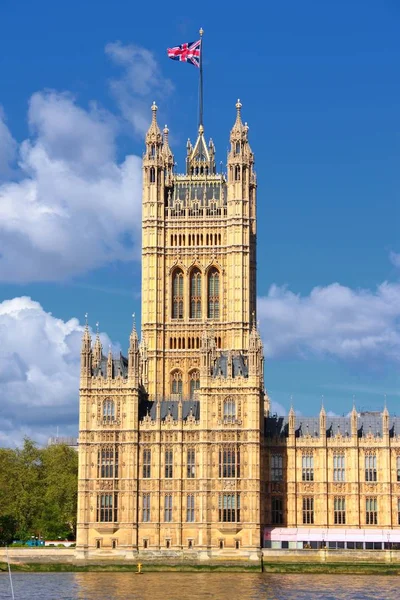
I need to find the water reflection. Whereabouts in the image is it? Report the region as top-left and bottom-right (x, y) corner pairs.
(1, 573), (398, 599)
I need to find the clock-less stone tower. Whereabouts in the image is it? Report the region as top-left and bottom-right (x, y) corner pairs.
(76, 101), (267, 559)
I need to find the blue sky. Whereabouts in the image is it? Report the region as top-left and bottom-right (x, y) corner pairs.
(0, 0), (399, 444)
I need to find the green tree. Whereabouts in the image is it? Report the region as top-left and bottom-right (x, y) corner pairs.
(0, 515), (17, 546)
(0, 439), (78, 542)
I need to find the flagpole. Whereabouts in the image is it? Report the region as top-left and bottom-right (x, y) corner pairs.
(199, 27), (204, 129)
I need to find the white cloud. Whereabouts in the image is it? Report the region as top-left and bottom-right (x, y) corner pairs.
(390, 252), (400, 269)
(0, 296), (115, 447)
(258, 281), (400, 363)
(105, 41), (173, 136)
(0, 91), (142, 283)
(0, 107), (17, 179)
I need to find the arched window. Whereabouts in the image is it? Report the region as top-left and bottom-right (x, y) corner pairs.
(190, 268), (201, 319)
(235, 142), (240, 155)
(151, 144), (156, 157)
(208, 268), (220, 320)
(171, 370), (183, 396)
(150, 167), (155, 183)
(103, 399), (115, 423)
(223, 398), (236, 420)
(189, 370), (200, 398)
(234, 165), (240, 181)
(172, 269), (184, 319)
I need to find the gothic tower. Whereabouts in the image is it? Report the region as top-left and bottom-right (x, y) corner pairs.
(76, 100), (266, 559)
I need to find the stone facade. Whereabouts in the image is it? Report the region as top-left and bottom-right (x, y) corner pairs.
(76, 101), (266, 559)
(76, 101), (400, 560)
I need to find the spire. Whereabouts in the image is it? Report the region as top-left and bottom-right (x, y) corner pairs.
(230, 99), (247, 142)
(162, 124), (173, 160)
(145, 101), (162, 147)
(81, 313), (91, 352)
(93, 321), (102, 368)
(107, 345), (113, 379)
(81, 313), (92, 377)
(351, 401), (358, 436)
(288, 400), (295, 436)
(129, 312), (139, 347)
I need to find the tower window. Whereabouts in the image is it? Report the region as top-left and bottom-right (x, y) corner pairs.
(103, 399), (115, 423)
(302, 454), (314, 481)
(186, 494), (195, 522)
(302, 497), (314, 524)
(223, 397), (236, 421)
(366, 497), (377, 525)
(150, 144), (155, 157)
(143, 448), (151, 478)
(271, 454), (283, 481)
(219, 447), (240, 478)
(172, 269), (184, 319)
(171, 370), (182, 396)
(271, 497), (284, 524)
(365, 454), (377, 482)
(235, 142), (240, 155)
(190, 269), (202, 319)
(150, 167), (155, 183)
(208, 268), (220, 320)
(187, 449), (196, 478)
(219, 493), (240, 523)
(98, 446), (118, 478)
(189, 370), (200, 398)
(164, 495), (173, 522)
(334, 497), (346, 525)
(165, 449), (173, 478)
(97, 493), (118, 523)
(234, 165), (240, 181)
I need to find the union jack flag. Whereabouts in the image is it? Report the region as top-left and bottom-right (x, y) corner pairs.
(167, 39), (201, 68)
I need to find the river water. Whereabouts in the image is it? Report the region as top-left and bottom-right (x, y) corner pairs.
(0, 572), (397, 599)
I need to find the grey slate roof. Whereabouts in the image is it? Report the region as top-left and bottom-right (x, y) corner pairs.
(139, 400), (200, 421)
(212, 352), (248, 378)
(265, 414), (400, 439)
(92, 354), (129, 379)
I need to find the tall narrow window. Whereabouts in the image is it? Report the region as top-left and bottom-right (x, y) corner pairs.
(143, 449), (151, 478)
(143, 493), (151, 522)
(165, 449), (173, 478)
(334, 497), (346, 524)
(234, 165), (240, 181)
(171, 370), (182, 396)
(235, 142), (240, 155)
(271, 454), (283, 481)
(103, 399), (115, 423)
(333, 454), (345, 482)
(396, 456), (400, 482)
(365, 455), (377, 482)
(149, 167), (155, 183)
(397, 499), (400, 525)
(187, 449), (196, 478)
(366, 497), (377, 525)
(189, 370), (200, 398)
(271, 497), (284, 524)
(190, 269), (202, 318)
(302, 454), (314, 481)
(97, 494), (118, 522)
(219, 447), (240, 478)
(223, 397), (236, 421)
(219, 494), (240, 522)
(208, 268), (220, 320)
(164, 495), (173, 522)
(302, 497), (314, 524)
(186, 495), (195, 522)
(98, 446), (118, 478)
(172, 270), (184, 319)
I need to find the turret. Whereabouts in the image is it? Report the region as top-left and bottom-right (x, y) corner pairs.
(93, 322), (102, 369)
(227, 99), (255, 195)
(382, 402), (389, 440)
(320, 402), (326, 440)
(107, 346), (113, 380)
(162, 124), (174, 186)
(128, 313), (140, 384)
(351, 403), (358, 437)
(288, 403), (296, 438)
(80, 314), (92, 379)
(143, 102), (163, 199)
(248, 316), (263, 377)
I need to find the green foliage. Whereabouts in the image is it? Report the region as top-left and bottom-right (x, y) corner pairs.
(0, 438), (78, 545)
(0, 515), (17, 546)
